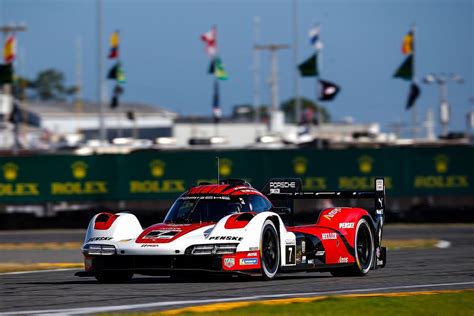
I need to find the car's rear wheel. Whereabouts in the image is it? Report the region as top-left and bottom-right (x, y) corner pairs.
(331, 218), (374, 277)
(95, 271), (133, 283)
(260, 219), (280, 280)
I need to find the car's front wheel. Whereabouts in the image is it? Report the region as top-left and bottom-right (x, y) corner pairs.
(260, 219), (280, 280)
(331, 218), (374, 277)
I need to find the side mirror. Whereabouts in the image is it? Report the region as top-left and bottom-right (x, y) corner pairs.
(272, 207), (291, 215)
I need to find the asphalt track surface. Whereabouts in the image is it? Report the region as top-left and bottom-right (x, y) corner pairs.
(0, 225), (473, 315)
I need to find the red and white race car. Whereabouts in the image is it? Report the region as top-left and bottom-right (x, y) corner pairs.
(76, 178), (386, 282)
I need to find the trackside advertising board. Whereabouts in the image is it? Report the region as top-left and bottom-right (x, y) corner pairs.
(0, 146), (471, 202)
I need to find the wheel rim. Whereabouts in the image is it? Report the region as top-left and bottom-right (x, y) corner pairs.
(356, 223), (372, 270)
(262, 227), (277, 272)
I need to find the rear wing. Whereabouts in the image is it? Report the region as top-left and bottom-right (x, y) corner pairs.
(262, 177), (386, 220)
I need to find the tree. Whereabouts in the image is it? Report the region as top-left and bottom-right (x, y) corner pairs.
(281, 97), (331, 123)
(13, 69), (78, 101)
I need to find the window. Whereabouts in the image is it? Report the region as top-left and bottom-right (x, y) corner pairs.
(241, 195), (272, 213)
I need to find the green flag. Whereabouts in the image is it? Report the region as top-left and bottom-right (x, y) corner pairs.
(214, 57), (228, 80)
(107, 62), (126, 84)
(298, 53), (319, 77)
(393, 55), (413, 81)
(0, 64), (13, 84)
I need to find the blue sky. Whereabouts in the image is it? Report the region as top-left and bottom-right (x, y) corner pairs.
(1, 0), (473, 134)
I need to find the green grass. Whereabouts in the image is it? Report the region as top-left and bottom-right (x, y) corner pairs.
(160, 291), (474, 316)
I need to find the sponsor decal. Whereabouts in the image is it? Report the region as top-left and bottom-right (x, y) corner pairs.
(315, 250), (325, 256)
(208, 236), (243, 241)
(51, 181), (108, 195)
(338, 256), (348, 263)
(358, 156), (373, 174)
(145, 230), (181, 239)
(87, 237), (112, 242)
(339, 222), (354, 229)
(308, 259), (314, 264)
(0, 163), (40, 197)
(376, 179), (384, 191)
(240, 258), (258, 265)
(150, 160), (165, 178)
(434, 155), (449, 173)
(219, 159), (233, 177)
(302, 240), (306, 253)
(323, 208), (341, 221)
(302, 177), (327, 190)
(247, 252), (258, 257)
(339, 176), (393, 190)
(140, 244), (160, 247)
(129, 180), (185, 194)
(2, 163), (18, 181)
(293, 157), (308, 175)
(249, 247), (259, 251)
(71, 161), (88, 180)
(322, 233), (337, 240)
(285, 238), (295, 245)
(302, 255), (307, 264)
(182, 195), (230, 200)
(270, 181), (296, 189)
(224, 257), (235, 268)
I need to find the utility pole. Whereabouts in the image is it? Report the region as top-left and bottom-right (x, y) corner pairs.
(253, 17), (261, 136)
(97, 0), (107, 143)
(254, 44), (290, 133)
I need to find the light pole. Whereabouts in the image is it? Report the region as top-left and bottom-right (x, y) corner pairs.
(423, 73), (463, 137)
(254, 44), (290, 133)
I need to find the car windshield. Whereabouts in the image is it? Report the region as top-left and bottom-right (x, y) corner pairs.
(164, 196), (241, 224)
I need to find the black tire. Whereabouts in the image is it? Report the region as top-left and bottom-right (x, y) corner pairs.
(331, 218), (374, 277)
(260, 219), (280, 280)
(95, 271), (133, 283)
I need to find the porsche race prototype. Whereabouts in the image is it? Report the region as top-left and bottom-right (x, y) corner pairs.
(76, 178), (387, 282)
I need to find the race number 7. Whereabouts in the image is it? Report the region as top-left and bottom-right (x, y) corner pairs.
(285, 245), (296, 265)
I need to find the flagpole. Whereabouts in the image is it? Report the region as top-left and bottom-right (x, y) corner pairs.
(316, 24), (322, 129)
(253, 16), (261, 136)
(293, 0), (301, 124)
(411, 24), (417, 139)
(97, 0), (107, 144)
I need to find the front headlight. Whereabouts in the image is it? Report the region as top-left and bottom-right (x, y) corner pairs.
(82, 244), (116, 256)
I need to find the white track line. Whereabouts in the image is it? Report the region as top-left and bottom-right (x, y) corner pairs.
(0, 268), (77, 276)
(1, 281), (473, 315)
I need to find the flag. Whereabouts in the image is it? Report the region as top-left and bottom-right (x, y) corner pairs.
(393, 55), (413, 81)
(212, 80), (221, 122)
(309, 25), (323, 51)
(107, 62), (125, 83)
(318, 79), (340, 101)
(401, 31), (414, 55)
(406, 82), (420, 110)
(0, 64), (13, 84)
(3, 36), (16, 64)
(201, 26), (217, 57)
(213, 57), (228, 80)
(108, 31), (119, 59)
(110, 84), (124, 109)
(298, 54), (318, 77)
